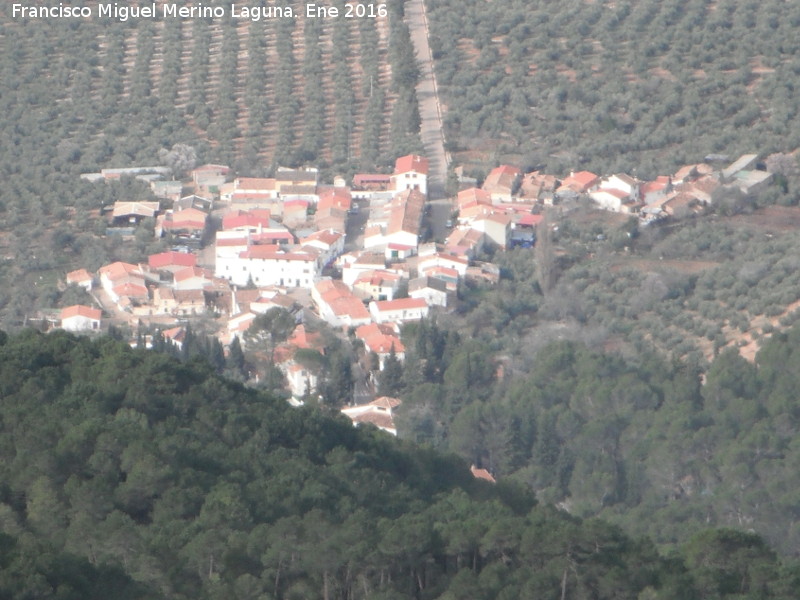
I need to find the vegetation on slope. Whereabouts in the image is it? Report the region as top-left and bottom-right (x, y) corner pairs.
(396, 308), (800, 556)
(426, 0), (800, 177)
(2, 330), (799, 598)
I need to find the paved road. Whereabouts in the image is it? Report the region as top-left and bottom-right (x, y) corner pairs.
(405, 0), (449, 200)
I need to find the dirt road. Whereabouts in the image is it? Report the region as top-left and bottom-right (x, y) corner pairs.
(405, 0), (449, 199)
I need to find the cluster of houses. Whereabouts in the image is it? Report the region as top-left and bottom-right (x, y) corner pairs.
(67, 154), (490, 405)
(63, 150), (777, 410)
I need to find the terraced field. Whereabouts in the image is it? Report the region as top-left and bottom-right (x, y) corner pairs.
(4, 0), (404, 173)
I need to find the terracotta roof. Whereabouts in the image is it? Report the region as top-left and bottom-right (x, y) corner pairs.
(301, 229), (343, 247)
(387, 189), (425, 236)
(518, 214), (544, 227)
(66, 268), (93, 284)
(61, 305), (101, 320)
(483, 165), (521, 194)
(162, 326), (186, 342)
(112, 282), (149, 298)
(317, 187), (352, 211)
(354, 269), (401, 286)
(457, 187), (492, 208)
(560, 171), (599, 193)
(355, 323), (406, 354)
(174, 266), (212, 282)
(394, 154), (429, 175)
(98, 261), (140, 281)
(223, 210), (274, 231)
(372, 297), (427, 312)
(315, 280), (371, 320)
(286, 324), (324, 350)
(470, 465), (496, 483)
(149, 251), (197, 269)
(371, 396), (402, 409)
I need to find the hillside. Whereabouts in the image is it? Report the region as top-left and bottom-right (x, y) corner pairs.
(1, 0), (418, 174)
(0, 0), (424, 327)
(426, 0), (800, 178)
(2, 329), (800, 598)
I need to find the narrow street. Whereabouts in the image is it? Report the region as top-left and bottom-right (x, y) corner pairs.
(405, 0), (449, 200)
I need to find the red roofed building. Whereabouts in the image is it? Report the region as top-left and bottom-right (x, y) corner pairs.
(470, 465), (496, 483)
(355, 322), (406, 369)
(159, 208), (207, 237)
(148, 251), (197, 273)
(312, 279), (372, 328)
(418, 252), (469, 277)
(559, 171), (600, 194)
(98, 262), (147, 304)
(341, 397), (403, 436)
(66, 268), (94, 291)
(223, 209), (274, 232)
(300, 229), (345, 266)
(225, 246), (319, 288)
(641, 176), (673, 204)
(173, 266), (214, 290)
(385, 189), (426, 251)
(61, 305), (101, 332)
(482, 165), (521, 203)
(352, 269), (402, 301)
(369, 297), (429, 324)
(162, 326), (187, 350)
(392, 154), (429, 195)
(457, 187), (493, 211)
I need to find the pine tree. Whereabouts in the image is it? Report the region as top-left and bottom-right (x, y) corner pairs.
(379, 345), (404, 397)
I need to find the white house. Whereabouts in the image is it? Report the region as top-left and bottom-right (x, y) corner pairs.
(355, 322), (405, 369)
(418, 253), (469, 278)
(369, 297), (429, 324)
(341, 397), (402, 436)
(312, 279), (372, 328)
(471, 212), (512, 249)
(219, 245), (320, 288)
(392, 154), (429, 196)
(61, 305), (101, 332)
(409, 276), (449, 308)
(66, 269), (94, 292)
(299, 229), (345, 267)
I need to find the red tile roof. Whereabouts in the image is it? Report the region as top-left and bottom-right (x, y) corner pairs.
(483, 165), (521, 194)
(518, 214), (544, 227)
(148, 251), (197, 270)
(66, 268), (93, 284)
(61, 305), (101, 321)
(98, 262), (140, 281)
(174, 266), (213, 282)
(223, 210), (273, 231)
(394, 154), (429, 175)
(561, 171), (599, 193)
(372, 297), (427, 312)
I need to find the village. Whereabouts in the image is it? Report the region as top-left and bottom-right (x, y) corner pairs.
(56, 151), (774, 434)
